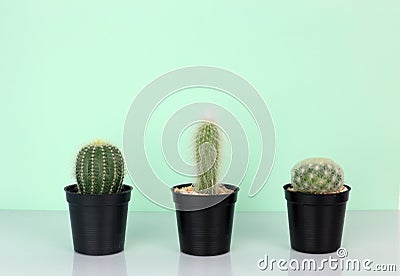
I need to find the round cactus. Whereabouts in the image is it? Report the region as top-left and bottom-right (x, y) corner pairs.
(194, 121), (221, 194)
(75, 140), (125, 194)
(291, 158), (344, 194)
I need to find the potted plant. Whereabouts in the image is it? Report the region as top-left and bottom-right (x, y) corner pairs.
(64, 140), (133, 255)
(283, 158), (351, 254)
(172, 121), (239, 256)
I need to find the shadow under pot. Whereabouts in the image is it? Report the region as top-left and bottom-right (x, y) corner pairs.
(283, 183), (351, 254)
(65, 184), (133, 256)
(172, 184), (239, 256)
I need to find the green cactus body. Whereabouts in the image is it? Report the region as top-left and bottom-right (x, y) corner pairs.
(291, 158), (344, 194)
(194, 121), (221, 194)
(75, 140), (125, 194)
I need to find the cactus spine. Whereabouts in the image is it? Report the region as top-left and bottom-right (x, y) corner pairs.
(194, 121), (221, 194)
(75, 140), (125, 194)
(291, 158), (344, 194)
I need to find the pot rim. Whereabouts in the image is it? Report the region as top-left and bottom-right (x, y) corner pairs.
(172, 183), (239, 211)
(283, 183), (351, 195)
(65, 184), (133, 206)
(172, 183), (239, 197)
(283, 183), (351, 205)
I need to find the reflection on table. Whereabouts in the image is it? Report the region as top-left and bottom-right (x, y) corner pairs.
(178, 252), (232, 276)
(72, 252), (128, 276)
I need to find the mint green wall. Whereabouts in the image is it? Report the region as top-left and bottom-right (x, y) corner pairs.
(1, 1), (399, 211)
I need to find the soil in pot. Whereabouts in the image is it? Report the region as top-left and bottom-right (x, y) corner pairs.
(283, 183), (351, 254)
(65, 184), (133, 256)
(172, 183), (239, 256)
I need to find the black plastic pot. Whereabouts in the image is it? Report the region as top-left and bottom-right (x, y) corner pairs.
(65, 184), (133, 256)
(283, 183), (351, 254)
(172, 184), (239, 256)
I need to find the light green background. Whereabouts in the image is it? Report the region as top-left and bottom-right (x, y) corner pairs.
(1, 1), (399, 211)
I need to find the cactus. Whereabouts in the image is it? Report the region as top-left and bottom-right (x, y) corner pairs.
(193, 121), (221, 194)
(291, 158), (344, 194)
(75, 140), (125, 194)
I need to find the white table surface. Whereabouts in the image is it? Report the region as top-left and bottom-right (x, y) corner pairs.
(0, 210), (398, 276)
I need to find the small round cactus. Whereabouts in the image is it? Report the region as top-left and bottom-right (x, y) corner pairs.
(291, 158), (344, 194)
(75, 140), (125, 194)
(194, 121), (221, 194)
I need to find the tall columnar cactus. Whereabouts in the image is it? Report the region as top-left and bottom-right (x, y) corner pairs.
(75, 140), (125, 194)
(291, 158), (344, 194)
(194, 121), (221, 194)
